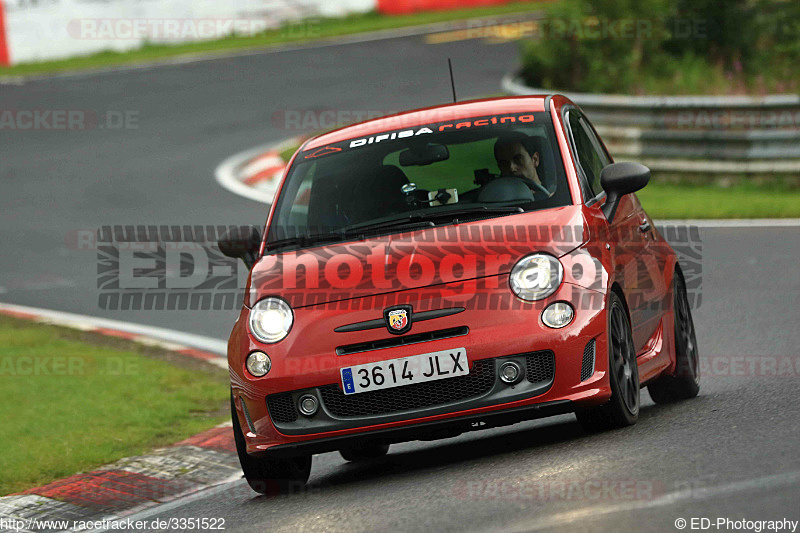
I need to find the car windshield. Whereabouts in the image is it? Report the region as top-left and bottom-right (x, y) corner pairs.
(267, 111), (570, 250)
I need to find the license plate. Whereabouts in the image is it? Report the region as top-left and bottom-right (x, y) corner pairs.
(340, 348), (468, 395)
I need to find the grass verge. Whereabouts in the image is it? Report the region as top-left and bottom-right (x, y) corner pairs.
(279, 143), (302, 162)
(637, 181), (800, 219)
(0, 315), (228, 496)
(0, 2), (546, 78)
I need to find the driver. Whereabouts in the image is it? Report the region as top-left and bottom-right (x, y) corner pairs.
(493, 132), (552, 197)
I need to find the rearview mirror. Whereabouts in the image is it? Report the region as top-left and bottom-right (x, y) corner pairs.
(399, 143), (449, 166)
(218, 226), (262, 269)
(600, 162), (650, 222)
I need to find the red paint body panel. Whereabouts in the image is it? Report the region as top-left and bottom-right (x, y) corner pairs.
(0, 1), (9, 67)
(377, 0), (514, 16)
(232, 96), (681, 455)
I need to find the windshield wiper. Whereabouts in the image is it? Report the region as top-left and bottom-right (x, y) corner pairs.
(417, 206), (524, 222)
(265, 232), (345, 251)
(342, 220), (435, 238)
(267, 207), (523, 251)
(266, 220), (436, 251)
(342, 206), (523, 234)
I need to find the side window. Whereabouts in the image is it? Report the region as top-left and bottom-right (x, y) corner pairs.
(580, 116), (613, 195)
(567, 111), (607, 198)
(581, 116), (613, 167)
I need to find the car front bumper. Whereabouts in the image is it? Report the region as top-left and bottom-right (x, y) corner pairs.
(230, 279), (610, 457)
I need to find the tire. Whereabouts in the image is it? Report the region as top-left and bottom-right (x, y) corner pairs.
(231, 394), (312, 495)
(648, 270), (700, 403)
(339, 443), (390, 462)
(575, 291), (640, 432)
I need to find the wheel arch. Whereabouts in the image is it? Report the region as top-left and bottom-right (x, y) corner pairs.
(609, 282), (632, 326)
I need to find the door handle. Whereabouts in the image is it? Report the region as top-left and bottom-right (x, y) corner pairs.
(639, 220), (651, 233)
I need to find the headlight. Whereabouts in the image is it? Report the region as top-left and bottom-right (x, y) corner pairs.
(246, 351), (271, 377)
(509, 253), (563, 301)
(249, 297), (293, 343)
(542, 302), (574, 328)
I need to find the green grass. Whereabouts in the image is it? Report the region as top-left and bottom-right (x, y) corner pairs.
(633, 54), (798, 96)
(280, 143), (302, 162)
(0, 316), (228, 496)
(0, 2), (547, 78)
(637, 181), (800, 218)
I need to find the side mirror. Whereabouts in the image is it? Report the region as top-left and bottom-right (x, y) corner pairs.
(600, 162), (650, 223)
(218, 226), (262, 270)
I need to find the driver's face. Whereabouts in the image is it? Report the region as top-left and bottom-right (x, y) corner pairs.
(495, 141), (540, 184)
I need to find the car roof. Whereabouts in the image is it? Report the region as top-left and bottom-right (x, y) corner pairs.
(302, 95), (552, 150)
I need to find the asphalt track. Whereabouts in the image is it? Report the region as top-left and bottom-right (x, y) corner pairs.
(2, 28), (799, 533)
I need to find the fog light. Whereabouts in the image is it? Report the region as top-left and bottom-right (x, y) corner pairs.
(245, 351), (271, 377)
(542, 302), (574, 329)
(298, 394), (318, 416)
(499, 361), (522, 384)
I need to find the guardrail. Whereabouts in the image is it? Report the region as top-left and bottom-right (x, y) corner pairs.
(502, 74), (800, 174)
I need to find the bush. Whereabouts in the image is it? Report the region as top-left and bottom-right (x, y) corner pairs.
(520, 0), (798, 94)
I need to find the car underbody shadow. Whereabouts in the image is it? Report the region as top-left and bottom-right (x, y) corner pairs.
(239, 398), (707, 503)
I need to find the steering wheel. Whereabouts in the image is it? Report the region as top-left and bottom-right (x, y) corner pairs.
(498, 174), (550, 197)
(531, 181), (550, 197)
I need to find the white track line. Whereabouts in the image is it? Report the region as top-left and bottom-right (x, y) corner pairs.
(506, 470), (800, 533)
(0, 301), (227, 356)
(655, 219), (800, 227)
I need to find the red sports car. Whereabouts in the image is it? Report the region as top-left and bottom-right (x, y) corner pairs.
(220, 95), (700, 494)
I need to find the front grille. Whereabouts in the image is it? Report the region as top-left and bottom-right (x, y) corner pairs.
(336, 326), (469, 355)
(525, 351), (555, 384)
(319, 358), (495, 417)
(265, 351), (557, 424)
(267, 394), (298, 423)
(581, 339), (596, 381)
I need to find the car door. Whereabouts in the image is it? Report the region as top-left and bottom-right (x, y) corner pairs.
(565, 108), (656, 352)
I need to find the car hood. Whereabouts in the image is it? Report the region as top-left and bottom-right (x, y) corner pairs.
(248, 205), (587, 308)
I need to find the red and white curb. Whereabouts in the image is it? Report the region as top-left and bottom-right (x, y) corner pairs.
(0, 424), (240, 533)
(0, 302), (227, 369)
(0, 303), (240, 532)
(214, 136), (304, 205)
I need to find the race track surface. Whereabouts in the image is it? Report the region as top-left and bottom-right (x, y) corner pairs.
(1, 30), (798, 532)
(1, 33), (520, 339)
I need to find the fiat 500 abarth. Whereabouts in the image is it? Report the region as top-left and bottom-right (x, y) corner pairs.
(220, 95), (700, 494)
